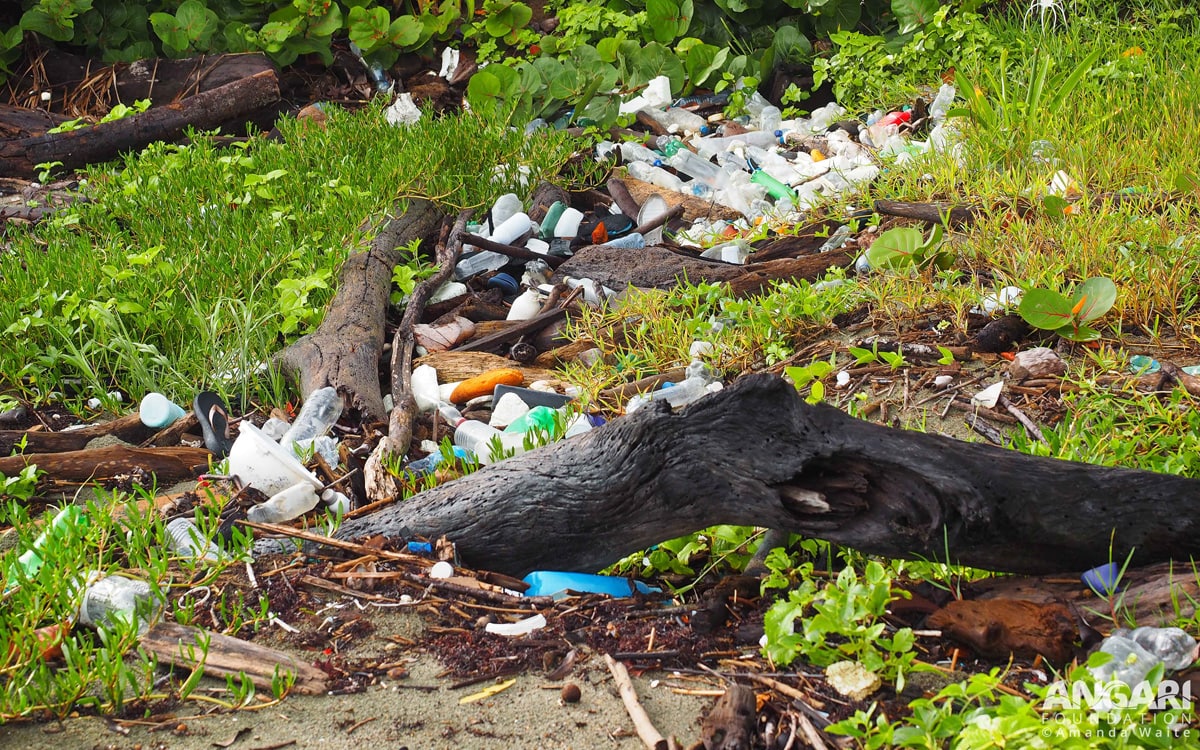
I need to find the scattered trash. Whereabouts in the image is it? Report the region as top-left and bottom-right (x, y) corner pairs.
(971, 381), (1004, 409)
(460, 677), (517, 703)
(384, 93), (422, 126)
(825, 661), (881, 701)
(227, 421), (324, 498)
(75, 570), (163, 634)
(484, 613), (547, 637)
(139, 392), (185, 428)
(522, 571), (660, 600)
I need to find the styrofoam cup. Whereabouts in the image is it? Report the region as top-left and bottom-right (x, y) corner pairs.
(226, 422), (322, 497)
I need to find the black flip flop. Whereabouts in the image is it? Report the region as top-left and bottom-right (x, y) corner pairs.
(193, 391), (234, 459)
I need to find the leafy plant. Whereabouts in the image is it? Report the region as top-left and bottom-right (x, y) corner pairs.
(0, 465), (41, 501)
(866, 223), (952, 271)
(1018, 276), (1117, 342)
(149, 0), (219, 56)
(784, 357), (833, 403)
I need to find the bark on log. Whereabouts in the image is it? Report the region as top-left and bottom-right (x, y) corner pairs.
(0, 412), (155, 455)
(332, 374), (1200, 577)
(0, 70), (281, 179)
(273, 199), (446, 421)
(0, 446), (211, 485)
(553, 245), (854, 296)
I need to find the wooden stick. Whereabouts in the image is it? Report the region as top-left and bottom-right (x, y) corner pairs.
(461, 232), (567, 269)
(604, 654), (669, 750)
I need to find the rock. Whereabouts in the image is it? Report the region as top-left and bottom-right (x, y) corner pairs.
(1008, 347), (1066, 382)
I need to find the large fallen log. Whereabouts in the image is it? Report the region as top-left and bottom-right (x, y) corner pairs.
(0, 69), (280, 178)
(332, 373), (1200, 577)
(273, 199), (446, 421)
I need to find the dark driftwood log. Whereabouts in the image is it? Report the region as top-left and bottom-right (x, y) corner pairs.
(553, 244), (854, 296)
(0, 446), (211, 485)
(0, 70), (280, 179)
(274, 199), (446, 421)
(333, 374), (1200, 577)
(0, 412), (155, 455)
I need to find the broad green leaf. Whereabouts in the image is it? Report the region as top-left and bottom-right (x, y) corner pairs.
(866, 226), (924, 269)
(1071, 277), (1117, 323)
(1174, 171), (1200, 194)
(347, 5), (389, 51)
(21, 8), (75, 42)
(892, 0), (939, 34)
(307, 4), (343, 36)
(1056, 323), (1101, 342)
(176, 0), (218, 49)
(466, 70), (502, 111)
(387, 15), (422, 47)
(773, 25), (812, 65)
(1042, 194), (1068, 218)
(149, 13), (188, 53)
(1018, 287), (1074, 330)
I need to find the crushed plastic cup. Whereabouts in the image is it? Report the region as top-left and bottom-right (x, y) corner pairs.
(227, 422), (323, 497)
(139, 392), (186, 428)
(485, 613), (547, 637)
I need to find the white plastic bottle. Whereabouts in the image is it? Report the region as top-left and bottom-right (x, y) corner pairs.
(76, 571), (163, 634)
(246, 482), (321, 523)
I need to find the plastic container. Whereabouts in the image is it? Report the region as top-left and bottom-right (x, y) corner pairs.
(554, 207), (584, 239)
(507, 289), (543, 321)
(454, 250), (509, 280)
(139, 392), (186, 429)
(165, 517), (222, 562)
(538, 201), (566, 238)
(504, 405), (559, 434)
(619, 141), (661, 165)
(490, 212), (534, 246)
(1111, 627), (1198, 671)
(522, 571), (659, 599)
(227, 422), (324, 497)
(700, 240), (751, 264)
(929, 84), (956, 124)
(603, 232), (645, 249)
(6, 506), (87, 593)
(76, 571), (162, 634)
(485, 613), (547, 636)
(487, 193), (523, 232)
(1089, 635), (1160, 687)
(246, 481), (321, 524)
(664, 149), (728, 189)
(487, 273), (519, 296)
(280, 386), (342, 449)
(411, 365), (441, 413)
(639, 107), (709, 135)
(750, 169), (797, 204)
(758, 105), (782, 135)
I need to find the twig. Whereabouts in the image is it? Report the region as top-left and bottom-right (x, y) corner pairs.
(461, 232), (567, 268)
(999, 394), (1044, 443)
(604, 653), (670, 750)
(965, 413), (1006, 445)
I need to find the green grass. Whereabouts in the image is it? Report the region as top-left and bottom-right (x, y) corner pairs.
(0, 102), (584, 413)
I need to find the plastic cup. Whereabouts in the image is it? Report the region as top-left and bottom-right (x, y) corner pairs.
(139, 393), (186, 428)
(226, 422), (323, 497)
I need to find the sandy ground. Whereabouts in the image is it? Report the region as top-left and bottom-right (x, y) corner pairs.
(0, 609), (718, 750)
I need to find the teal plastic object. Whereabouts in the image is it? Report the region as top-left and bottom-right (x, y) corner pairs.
(522, 571), (660, 600)
(503, 405), (559, 434)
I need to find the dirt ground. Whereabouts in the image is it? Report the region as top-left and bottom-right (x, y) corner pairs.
(0, 607), (717, 750)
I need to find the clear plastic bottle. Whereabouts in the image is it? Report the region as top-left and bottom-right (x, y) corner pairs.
(664, 150), (729, 189)
(700, 240), (751, 264)
(440, 405), (527, 464)
(929, 83), (956, 125)
(454, 250), (510, 281)
(76, 571), (163, 634)
(280, 387), (343, 448)
(626, 160), (687, 193)
(619, 141), (662, 164)
(1112, 626), (1198, 671)
(639, 107), (710, 135)
(758, 105), (782, 136)
(1089, 634), (1160, 687)
(246, 483), (320, 524)
(165, 517), (223, 562)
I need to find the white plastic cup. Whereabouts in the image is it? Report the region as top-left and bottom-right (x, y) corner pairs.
(554, 208), (584, 239)
(139, 392), (186, 428)
(227, 422), (323, 497)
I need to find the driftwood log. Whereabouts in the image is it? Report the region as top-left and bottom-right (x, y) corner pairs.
(333, 373), (1200, 577)
(274, 199), (446, 421)
(0, 69), (281, 179)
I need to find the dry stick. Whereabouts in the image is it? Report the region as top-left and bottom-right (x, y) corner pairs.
(386, 212), (471, 454)
(453, 307), (568, 352)
(607, 177), (643, 219)
(239, 520), (432, 565)
(604, 654), (670, 750)
(999, 394), (1044, 443)
(461, 232), (567, 268)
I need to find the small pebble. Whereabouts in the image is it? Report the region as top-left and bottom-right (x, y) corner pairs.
(560, 683), (582, 703)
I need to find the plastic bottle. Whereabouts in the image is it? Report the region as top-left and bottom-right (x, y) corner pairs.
(639, 107), (710, 135)
(139, 393), (186, 428)
(504, 405), (559, 434)
(626, 160), (687, 193)
(487, 193), (523, 232)
(1089, 634), (1160, 687)
(246, 482), (321, 524)
(700, 240), (751, 264)
(165, 517), (223, 562)
(929, 84), (956, 124)
(454, 250), (510, 280)
(411, 365), (441, 413)
(1111, 626), (1198, 671)
(663, 150), (729, 189)
(5, 506), (87, 593)
(554, 207), (584, 239)
(690, 130), (779, 160)
(758, 105), (782, 136)
(619, 141), (662, 165)
(76, 571), (163, 634)
(280, 386), (343, 449)
(438, 405), (527, 464)
(817, 225), (853, 253)
(507, 289), (543, 320)
(490, 212), (534, 246)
